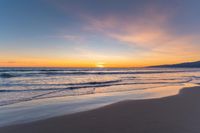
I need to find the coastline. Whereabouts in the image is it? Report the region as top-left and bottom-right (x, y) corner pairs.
(0, 83), (190, 127)
(1, 86), (200, 133)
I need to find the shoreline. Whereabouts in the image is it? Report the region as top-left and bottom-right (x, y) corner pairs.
(1, 86), (200, 133)
(0, 83), (190, 127)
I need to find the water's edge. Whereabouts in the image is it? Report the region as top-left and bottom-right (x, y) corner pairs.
(0, 83), (198, 127)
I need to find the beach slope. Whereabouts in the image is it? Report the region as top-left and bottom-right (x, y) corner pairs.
(1, 86), (200, 133)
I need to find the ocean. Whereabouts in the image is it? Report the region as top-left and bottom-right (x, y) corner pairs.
(0, 67), (200, 126)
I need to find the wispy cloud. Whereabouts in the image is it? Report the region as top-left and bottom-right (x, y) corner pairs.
(44, 0), (200, 66)
(47, 34), (83, 41)
(0, 61), (17, 64)
(84, 8), (200, 59)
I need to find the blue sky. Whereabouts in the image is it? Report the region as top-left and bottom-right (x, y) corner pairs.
(0, 0), (200, 67)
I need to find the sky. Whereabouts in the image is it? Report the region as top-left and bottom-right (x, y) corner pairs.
(1, 0), (200, 67)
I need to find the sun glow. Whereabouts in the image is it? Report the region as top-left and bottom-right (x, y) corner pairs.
(96, 62), (105, 68)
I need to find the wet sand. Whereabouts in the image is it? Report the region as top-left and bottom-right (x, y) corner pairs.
(0, 86), (200, 133)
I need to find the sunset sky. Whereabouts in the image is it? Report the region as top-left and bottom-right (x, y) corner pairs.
(1, 0), (200, 67)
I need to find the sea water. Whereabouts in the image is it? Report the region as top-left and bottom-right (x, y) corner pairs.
(0, 67), (200, 126)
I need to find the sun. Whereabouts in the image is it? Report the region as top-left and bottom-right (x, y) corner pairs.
(96, 62), (105, 68)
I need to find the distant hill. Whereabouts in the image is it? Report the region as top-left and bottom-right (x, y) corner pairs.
(149, 61), (200, 68)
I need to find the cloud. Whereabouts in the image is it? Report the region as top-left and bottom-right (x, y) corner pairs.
(47, 0), (200, 66)
(84, 8), (200, 58)
(0, 61), (17, 64)
(48, 35), (83, 41)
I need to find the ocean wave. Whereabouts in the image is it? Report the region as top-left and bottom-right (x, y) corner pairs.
(0, 68), (199, 78)
(0, 80), (122, 92)
(0, 73), (17, 78)
(1, 79), (122, 86)
(0, 77), (195, 106)
(0, 78), (192, 93)
(42, 70), (190, 76)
